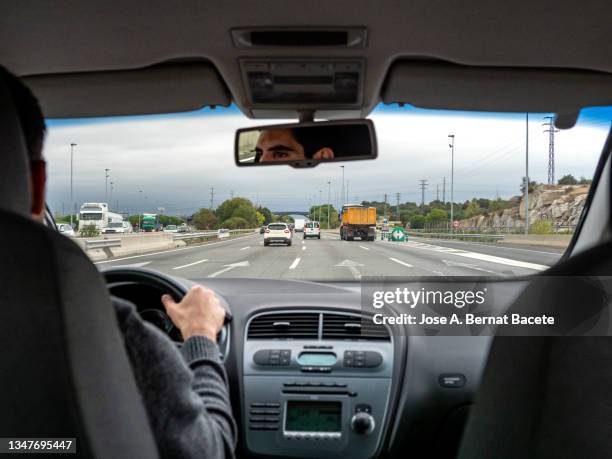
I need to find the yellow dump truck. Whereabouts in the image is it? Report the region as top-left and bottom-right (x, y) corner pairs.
(340, 205), (377, 241)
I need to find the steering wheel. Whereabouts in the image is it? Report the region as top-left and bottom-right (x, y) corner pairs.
(101, 266), (231, 361)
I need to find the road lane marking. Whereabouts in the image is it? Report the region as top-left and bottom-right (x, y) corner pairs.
(172, 258), (208, 270)
(240, 246), (250, 251)
(393, 240), (549, 271)
(453, 251), (548, 271)
(389, 257), (414, 268)
(335, 259), (364, 279)
(302, 240), (305, 245)
(302, 246), (306, 251)
(359, 245), (370, 251)
(208, 260), (250, 278)
(116, 261), (152, 268)
(289, 257), (301, 269)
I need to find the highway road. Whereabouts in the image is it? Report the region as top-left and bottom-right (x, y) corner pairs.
(95, 232), (565, 281)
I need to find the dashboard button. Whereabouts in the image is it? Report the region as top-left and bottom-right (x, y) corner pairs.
(264, 402), (280, 408)
(438, 373), (466, 388)
(250, 402), (266, 407)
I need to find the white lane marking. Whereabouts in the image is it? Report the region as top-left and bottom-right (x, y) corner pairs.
(453, 251), (548, 271)
(239, 246), (250, 251)
(415, 237), (562, 255)
(94, 233), (257, 264)
(397, 240), (549, 271)
(289, 257), (302, 269)
(359, 245), (370, 251)
(442, 259), (500, 275)
(335, 259), (364, 279)
(302, 246), (306, 251)
(389, 257), (414, 268)
(208, 260), (250, 278)
(172, 258), (208, 270)
(302, 240), (305, 245)
(116, 261), (151, 268)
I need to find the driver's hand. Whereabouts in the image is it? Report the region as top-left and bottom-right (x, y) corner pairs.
(161, 285), (225, 342)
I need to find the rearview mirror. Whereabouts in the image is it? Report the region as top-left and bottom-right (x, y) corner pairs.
(235, 119), (377, 167)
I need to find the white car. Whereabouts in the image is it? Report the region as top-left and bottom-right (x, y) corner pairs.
(303, 221), (321, 239)
(264, 223), (293, 246)
(163, 224), (178, 233)
(56, 223), (75, 237)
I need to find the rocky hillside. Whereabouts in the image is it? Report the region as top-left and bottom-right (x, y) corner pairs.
(460, 184), (589, 231)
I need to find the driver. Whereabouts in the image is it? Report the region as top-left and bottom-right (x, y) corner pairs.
(255, 127), (335, 162)
(2, 67), (237, 459)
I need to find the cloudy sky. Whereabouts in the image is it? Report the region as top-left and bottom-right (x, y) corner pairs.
(44, 105), (611, 216)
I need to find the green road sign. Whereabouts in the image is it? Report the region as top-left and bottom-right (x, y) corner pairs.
(390, 226), (406, 242)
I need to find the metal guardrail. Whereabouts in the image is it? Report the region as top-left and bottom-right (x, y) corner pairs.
(405, 232), (505, 242)
(85, 238), (122, 250)
(172, 229), (257, 241)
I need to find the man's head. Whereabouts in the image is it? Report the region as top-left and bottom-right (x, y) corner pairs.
(255, 127), (335, 163)
(1, 67), (47, 220)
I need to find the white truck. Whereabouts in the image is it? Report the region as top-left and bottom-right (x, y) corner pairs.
(293, 217), (307, 232)
(78, 202), (109, 232)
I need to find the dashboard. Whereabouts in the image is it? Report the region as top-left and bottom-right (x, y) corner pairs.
(103, 269), (492, 459)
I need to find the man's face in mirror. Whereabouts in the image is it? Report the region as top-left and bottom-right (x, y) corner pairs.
(254, 128), (335, 163)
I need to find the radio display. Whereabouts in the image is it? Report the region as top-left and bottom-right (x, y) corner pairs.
(296, 352), (337, 366)
(285, 401), (342, 432)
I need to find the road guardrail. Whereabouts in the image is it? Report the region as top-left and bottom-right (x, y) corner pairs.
(85, 238), (122, 250)
(404, 232), (505, 243)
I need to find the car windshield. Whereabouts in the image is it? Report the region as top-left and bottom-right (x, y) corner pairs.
(45, 104), (611, 281)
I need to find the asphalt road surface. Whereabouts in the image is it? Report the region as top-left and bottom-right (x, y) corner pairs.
(95, 232), (565, 281)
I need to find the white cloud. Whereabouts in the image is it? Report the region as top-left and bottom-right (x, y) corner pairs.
(44, 110), (609, 215)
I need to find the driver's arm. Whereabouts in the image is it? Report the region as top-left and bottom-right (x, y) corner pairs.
(113, 286), (236, 459)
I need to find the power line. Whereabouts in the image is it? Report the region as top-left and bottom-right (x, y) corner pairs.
(543, 116), (559, 184)
(395, 192), (401, 220)
(418, 179), (428, 209)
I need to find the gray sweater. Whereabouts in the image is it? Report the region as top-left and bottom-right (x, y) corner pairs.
(113, 297), (237, 459)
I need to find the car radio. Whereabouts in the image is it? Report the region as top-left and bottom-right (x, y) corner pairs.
(243, 311), (394, 459)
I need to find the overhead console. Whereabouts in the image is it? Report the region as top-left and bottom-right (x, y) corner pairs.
(242, 310), (394, 459)
(240, 59), (364, 109)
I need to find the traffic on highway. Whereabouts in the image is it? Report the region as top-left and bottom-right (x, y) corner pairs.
(4, 2), (612, 459)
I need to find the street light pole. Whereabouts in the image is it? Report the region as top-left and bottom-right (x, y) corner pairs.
(104, 168), (110, 202)
(70, 143), (77, 227)
(138, 190), (143, 230)
(110, 181), (114, 209)
(448, 134), (455, 233)
(340, 166), (345, 209)
(318, 190), (323, 222)
(525, 113), (529, 235)
(327, 181), (331, 229)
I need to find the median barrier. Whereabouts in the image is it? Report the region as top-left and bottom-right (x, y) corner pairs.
(78, 228), (259, 261)
(500, 234), (571, 249)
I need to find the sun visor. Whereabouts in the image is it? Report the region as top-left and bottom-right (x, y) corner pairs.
(23, 62), (231, 119)
(382, 62), (612, 129)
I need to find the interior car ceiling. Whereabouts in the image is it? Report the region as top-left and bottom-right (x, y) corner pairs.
(2, 1), (612, 119)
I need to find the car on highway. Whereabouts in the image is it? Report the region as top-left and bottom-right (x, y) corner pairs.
(177, 224), (189, 233)
(303, 221), (320, 239)
(263, 222), (293, 246)
(56, 223), (75, 236)
(3, 3), (612, 459)
(163, 224), (178, 233)
(122, 221), (134, 233)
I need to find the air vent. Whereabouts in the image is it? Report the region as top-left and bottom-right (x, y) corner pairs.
(247, 313), (320, 339)
(322, 313), (390, 341)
